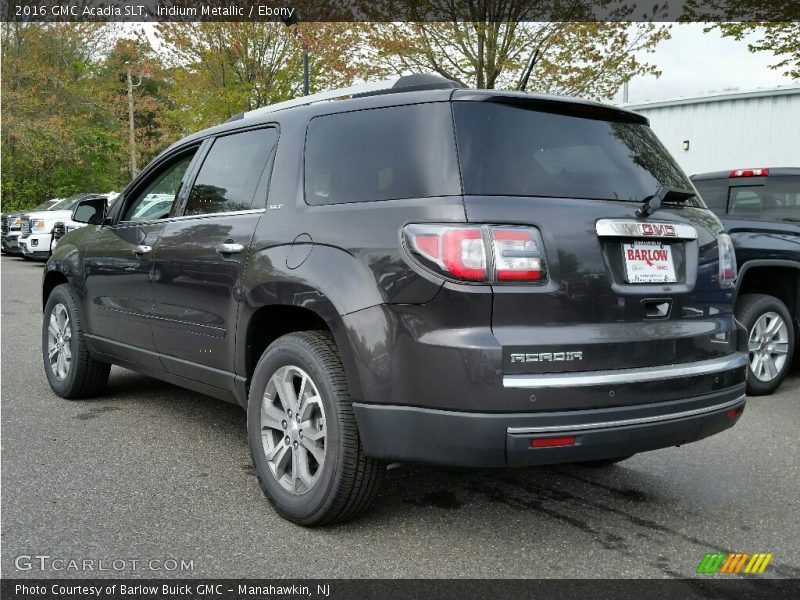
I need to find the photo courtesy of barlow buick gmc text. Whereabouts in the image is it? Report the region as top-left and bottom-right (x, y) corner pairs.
(1, 1), (799, 599)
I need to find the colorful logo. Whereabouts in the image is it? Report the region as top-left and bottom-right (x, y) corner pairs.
(697, 552), (773, 574)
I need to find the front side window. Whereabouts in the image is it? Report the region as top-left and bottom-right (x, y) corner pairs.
(304, 103), (461, 205)
(184, 128), (277, 216)
(123, 152), (196, 222)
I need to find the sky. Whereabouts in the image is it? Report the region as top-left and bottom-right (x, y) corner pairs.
(614, 23), (794, 105)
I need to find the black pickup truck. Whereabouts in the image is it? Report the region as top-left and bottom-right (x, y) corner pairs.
(691, 168), (799, 395)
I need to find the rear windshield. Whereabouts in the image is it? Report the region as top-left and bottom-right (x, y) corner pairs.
(453, 101), (697, 204)
(693, 176), (800, 221)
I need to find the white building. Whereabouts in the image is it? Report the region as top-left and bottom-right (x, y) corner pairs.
(623, 86), (800, 176)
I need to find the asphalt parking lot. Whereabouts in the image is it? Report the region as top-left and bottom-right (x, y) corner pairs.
(1, 254), (799, 580)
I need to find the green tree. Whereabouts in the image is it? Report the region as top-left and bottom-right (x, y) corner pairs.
(1, 23), (123, 210)
(363, 1), (670, 98)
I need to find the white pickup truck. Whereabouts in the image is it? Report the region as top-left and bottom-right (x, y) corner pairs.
(18, 192), (119, 260)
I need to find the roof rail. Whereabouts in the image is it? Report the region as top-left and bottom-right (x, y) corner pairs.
(240, 73), (462, 120)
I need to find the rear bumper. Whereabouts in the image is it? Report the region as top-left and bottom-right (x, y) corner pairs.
(354, 383), (746, 467)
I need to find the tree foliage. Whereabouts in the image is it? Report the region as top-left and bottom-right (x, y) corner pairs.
(364, 1), (670, 98)
(1, 23), (122, 210)
(155, 22), (370, 133)
(1, 15), (673, 211)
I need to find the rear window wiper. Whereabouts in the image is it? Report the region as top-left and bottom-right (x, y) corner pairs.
(637, 186), (695, 217)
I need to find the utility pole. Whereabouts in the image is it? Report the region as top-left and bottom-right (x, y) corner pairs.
(282, 13), (310, 96)
(126, 65), (142, 178)
(302, 49), (309, 96)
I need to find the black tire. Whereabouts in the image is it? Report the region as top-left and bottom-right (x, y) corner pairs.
(736, 293), (795, 396)
(574, 455), (634, 467)
(42, 283), (110, 399)
(247, 331), (383, 526)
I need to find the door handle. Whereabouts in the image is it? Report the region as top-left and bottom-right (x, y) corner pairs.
(216, 242), (244, 255)
(133, 244), (152, 255)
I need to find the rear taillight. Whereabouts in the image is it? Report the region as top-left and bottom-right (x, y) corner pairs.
(492, 228), (543, 281)
(442, 228), (487, 280)
(404, 224), (547, 283)
(718, 233), (737, 288)
(729, 168), (768, 177)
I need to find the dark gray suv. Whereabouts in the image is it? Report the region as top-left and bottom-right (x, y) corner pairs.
(42, 74), (747, 525)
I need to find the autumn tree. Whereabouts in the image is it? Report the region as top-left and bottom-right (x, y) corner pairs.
(97, 36), (177, 175)
(155, 22), (370, 133)
(364, 0), (670, 98)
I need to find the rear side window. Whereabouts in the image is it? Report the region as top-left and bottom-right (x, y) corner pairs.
(692, 179), (730, 215)
(453, 101), (697, 205)
(694, 176), (800, 220)
(185, 128), (277, 216)
(304, 103), (460, 205)
(728, 177), (800, 221)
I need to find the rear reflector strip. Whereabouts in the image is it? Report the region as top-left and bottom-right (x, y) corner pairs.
(531, 436), (576, 448)
(727, 406), (744, 419)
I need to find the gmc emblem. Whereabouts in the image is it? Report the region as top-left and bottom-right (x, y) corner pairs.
(640, 223), (676, 237)
(510, 351), (583, 363)
(595, 219), (698, 240)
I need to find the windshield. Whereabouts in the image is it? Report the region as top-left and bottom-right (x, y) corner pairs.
(693, 176), (800, 221)
(48, 194), (93, 211)
(453, 101), (697, 204)
(32, 199), (60, 210)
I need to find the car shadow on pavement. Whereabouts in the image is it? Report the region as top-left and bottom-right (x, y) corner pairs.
(84, 365), (800, 580)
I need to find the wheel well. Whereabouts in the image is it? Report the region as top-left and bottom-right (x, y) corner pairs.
(245, 305), (331, 381)
(42, 270), (68, 310)
(738, 265), (799, 327)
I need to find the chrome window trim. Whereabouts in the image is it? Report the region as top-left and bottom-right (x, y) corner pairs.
(502, 353), (747, 389)
(507, 394), (745, 435)
(115, 208), (266, 227)
(595, 219), (698, 240)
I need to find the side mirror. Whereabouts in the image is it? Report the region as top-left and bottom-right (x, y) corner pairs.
(72, 197), (107, 225)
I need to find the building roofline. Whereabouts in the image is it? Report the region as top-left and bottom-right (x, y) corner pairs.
(621, 86), (800, 111)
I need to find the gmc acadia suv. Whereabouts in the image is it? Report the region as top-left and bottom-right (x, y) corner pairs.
(42, 74), (748, 525)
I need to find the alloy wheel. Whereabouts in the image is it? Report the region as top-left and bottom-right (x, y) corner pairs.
(47, 303), (72, 380)
(260, 365), (327, 494)
(747, 311), (789, 382)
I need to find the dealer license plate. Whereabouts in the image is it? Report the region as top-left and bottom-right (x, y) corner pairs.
(622, 241), (677, 283)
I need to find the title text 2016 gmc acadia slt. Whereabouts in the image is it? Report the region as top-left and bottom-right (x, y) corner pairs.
(42, 74), (748, 525)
